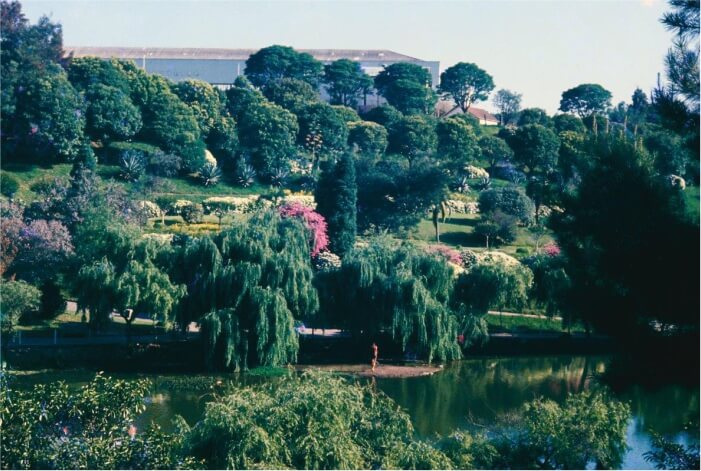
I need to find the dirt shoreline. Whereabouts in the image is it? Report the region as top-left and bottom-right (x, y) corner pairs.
(296, 363), (443, 378)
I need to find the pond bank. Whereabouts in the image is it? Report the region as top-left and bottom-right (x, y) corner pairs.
(296, 363), (442, 378)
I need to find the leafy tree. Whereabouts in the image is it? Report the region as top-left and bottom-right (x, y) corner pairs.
(206, 115), (239, 165)
(320, 239), (461, 362)
(660, 0), (700, 112)
(0, 373), (199, 469)
(244, 45), (323, 88)
(10, 219), (74, 285)
(453, 258), (533, 315)
(356, 157), (448, 233)
(644, 129), (691, 176)
(296, 102), (349, 161)
(517, 107), (552, 127)
(224, 75), (266, 121)
(0, 279), (41, 333)
(331, 105), (361, 123)
(186, 371), (416, 469)
(236, 102), (299, 181)
(474, 210), (519, 248)
(387, 114), (437, 166)
(361, 104), (403, 130)
(278, 202), (329, 257)
(0, 172), (19, 197)
(508, 124), (561, 222)
(1, 0), (64, 148)
(559, 83), (613, 118)
(347, 121), (388, 158)
(263, 77), (318, 113)
(315, 153), (357, 257)
(493, 89), (522, 125)
(479, 135), (514, 170)
(374, 63), (437, 114)
(172, 79), (224, 136)
(139, 89), (206, 173)
(436, 117), (480, 172)
(552, 113), (586, 134)
(478, 186), (535, 224)
(323, 58), (373, 108)
(438, 62), (494, 113)
(85, 84), (142, 141)
(66, 57), (131, 94)
(194, 212), (318, 370)
(644, 430), (700, 470)
(12, 66), (88, 162)
(551, 136), (699, 337)
(522, 253), (571, 317)
(493, 392), (630, 469)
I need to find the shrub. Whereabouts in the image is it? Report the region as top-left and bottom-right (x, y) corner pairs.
(312, 251), (342, 271)
(198, 162), (221, 186)
(426, 245), (462, 265)
(235, 162), (257, 187)
(1, 173), (20, 198)
(180, 203), (204, 224)
(154, 195), (179, 215)
(278, 202), (329, 256)
(0, 280), (41, 333)
(146, 152), (182, 177)
(119, 150), (145, 182)
(459, 249), (479, 270)
(201, 196), (258, 215)
(136, 200), (163, 218)
(479, 187), (535, 225)
(38, 280), (66, 320)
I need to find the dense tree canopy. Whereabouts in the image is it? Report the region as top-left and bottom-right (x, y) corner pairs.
(244, 45), (323, 89)
(323, 58), (373, 108)
(194, 212), (318, 370)
(263, 77), (319, 113)
(559, 83), (613, 118)
(347, 121), (388, 157)
(493, 89), (522, 126)
(388, 115), (437, 166)
(438, 62), (495, 113)
(315, 153), (357, 257)
(84, 84), (142, 141)
(436, 117), (480, 172)
(374, 63), (437, 114)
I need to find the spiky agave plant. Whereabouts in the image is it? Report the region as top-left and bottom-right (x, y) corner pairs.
(236, 163), (257, 188)
(199, 162), (221, 187)
(119, 151), (145, 182)
(269, 167), (289, 188)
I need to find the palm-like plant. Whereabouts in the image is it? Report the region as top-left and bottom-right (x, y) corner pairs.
(236, 163), (257, 188)
(199, 162), (221, 187)
(119, 151), (145, 182)
(270, 167), (289, 188)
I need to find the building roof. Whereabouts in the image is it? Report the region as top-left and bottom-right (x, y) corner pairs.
(436, 100), (498, 123)
(65, 46), (426, 63)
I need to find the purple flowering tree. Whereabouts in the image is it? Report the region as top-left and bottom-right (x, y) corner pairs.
(11, 219), (74, 283)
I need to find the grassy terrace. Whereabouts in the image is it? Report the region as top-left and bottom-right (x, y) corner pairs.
(486, 313), (585, 333)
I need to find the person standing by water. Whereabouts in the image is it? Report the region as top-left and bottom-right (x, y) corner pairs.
(371, 342), (379, 372)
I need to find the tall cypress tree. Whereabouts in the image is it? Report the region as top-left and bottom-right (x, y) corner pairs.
(315, 153), (357, 257)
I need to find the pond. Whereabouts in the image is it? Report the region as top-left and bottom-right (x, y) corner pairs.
(11, 355), (699, 470)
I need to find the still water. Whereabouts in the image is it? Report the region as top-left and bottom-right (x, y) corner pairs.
(12, 355), (700, 470)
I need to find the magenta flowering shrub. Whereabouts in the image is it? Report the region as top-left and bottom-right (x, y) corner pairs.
(426, 245), (462, 265)
(543, 243), (561, 257)
(278, 202), (329, 257)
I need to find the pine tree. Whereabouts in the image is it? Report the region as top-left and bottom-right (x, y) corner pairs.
(315, 153), (357, 257)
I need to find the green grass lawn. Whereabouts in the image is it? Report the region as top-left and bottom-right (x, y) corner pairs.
(410, 212), (555, 257)
(683, 186), (699, 224)
(1, 162), (268, 204)
(486, 313), (584, 333)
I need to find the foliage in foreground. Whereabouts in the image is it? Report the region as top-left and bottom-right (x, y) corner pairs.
(1, 371), (636, 470)
(0, 373), (200, 470)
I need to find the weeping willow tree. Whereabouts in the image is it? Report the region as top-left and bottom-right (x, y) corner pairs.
(75, 240), (186, 332)
(319, 238), (460, 363)
(192, 211), (318, 370)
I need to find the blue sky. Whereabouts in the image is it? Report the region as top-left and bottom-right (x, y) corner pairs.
(23, 0), (673, 114)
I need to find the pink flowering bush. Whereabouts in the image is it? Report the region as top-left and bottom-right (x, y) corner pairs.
(543, 243), (561, 257)
(278, 202), (329, 257)
(426, 245), (462, 265)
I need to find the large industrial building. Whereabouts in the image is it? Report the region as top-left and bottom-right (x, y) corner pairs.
(65, 46), (441, 92)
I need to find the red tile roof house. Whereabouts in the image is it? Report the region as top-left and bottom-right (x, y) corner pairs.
(435, 100), (500, 125)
